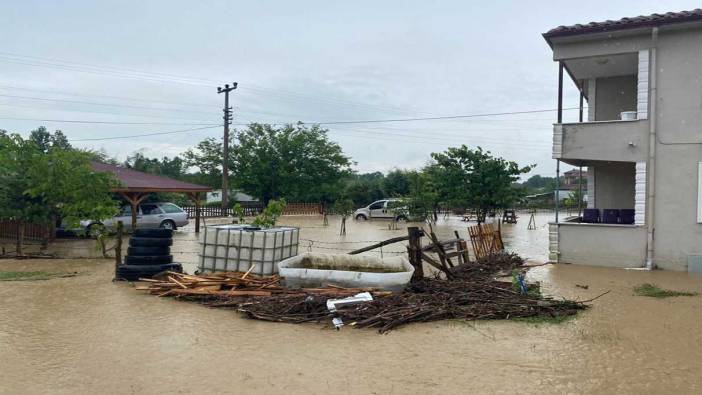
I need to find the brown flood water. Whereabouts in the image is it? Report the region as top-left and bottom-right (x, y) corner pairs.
(2, 213), (702, 394)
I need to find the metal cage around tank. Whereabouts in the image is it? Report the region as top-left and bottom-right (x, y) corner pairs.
(198, 224), (300, 276)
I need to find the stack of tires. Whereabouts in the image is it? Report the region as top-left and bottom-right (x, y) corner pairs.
(115, 228), (182, 281)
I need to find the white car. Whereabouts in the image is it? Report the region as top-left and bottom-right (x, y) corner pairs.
(353, 199), (406, 221)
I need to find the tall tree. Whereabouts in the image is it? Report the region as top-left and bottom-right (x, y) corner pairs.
(0, 132), (118, 254)
(384, 169), (411, 197)
(28, 126), (71, 153)
(431, 146), (533, 222)
(232, 123), (352, 203)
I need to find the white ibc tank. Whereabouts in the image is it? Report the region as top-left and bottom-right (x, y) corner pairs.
(199, 224), (299, 275)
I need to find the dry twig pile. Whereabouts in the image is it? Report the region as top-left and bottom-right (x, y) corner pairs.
(136, 253), (589, 333)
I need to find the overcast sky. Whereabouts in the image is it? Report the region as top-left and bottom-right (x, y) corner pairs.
(1, 1), (700, 176)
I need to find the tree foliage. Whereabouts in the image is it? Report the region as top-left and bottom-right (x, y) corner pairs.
(232, 123), (352, 203)
(0, 130), (119, 250)
(430, 146), (533, 222)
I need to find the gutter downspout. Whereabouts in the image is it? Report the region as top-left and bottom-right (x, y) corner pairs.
(645, 27), (658, 270)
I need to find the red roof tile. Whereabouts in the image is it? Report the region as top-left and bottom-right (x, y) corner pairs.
(544, 9), (702, 39)
(91, 162), (212, 192)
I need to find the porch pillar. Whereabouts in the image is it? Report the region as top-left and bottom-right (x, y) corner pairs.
(578, 80), (584, 122)
(578, 165), (583, 218)
(557, 61), (563, 124)
(555, 62), (564, 223)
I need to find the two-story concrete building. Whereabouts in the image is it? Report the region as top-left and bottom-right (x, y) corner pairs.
(544, 9), (702, 271)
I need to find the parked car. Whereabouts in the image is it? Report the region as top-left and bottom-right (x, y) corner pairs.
(353, 199), (407, 221)
(80, 202), (189, 232)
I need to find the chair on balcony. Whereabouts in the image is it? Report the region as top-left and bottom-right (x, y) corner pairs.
(582, 208), (600, 223)
(620, 209), (635, 224)
(602, 209), (620, 224)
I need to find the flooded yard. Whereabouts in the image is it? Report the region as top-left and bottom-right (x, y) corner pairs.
(2, 213), (702, 394)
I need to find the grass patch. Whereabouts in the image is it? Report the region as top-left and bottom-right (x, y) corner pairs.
(513, 314), (575, 325)
(0, 271), (76, 281)
(633, 283), (698, 298)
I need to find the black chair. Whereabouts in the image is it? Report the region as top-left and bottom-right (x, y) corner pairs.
(602, 209), (620, 224)
(582, 208), (600, 223)
(620, 209), (635, 224)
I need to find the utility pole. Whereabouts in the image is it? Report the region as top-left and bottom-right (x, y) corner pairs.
(217, 82), (237, 209)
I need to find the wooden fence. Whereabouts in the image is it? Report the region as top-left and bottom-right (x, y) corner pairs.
(182, 202), (322, 219)
(0, 219), (51, 242)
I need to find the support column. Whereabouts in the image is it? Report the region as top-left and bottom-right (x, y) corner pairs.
(120, 192), (147, 230)
(578, 165), (583, 218)
(187, 192), (203, 233)
(555, 61), (563, 224)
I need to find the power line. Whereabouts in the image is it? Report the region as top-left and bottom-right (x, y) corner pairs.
(0, 93), (218, 116)
(0, 116), (219, 126)
(68, 125), (221, 142)
(0, 84), (216, 109)
(308, 107), (580, 125)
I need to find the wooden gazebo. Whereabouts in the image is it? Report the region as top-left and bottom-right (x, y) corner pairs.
(91, 162), (212, 232)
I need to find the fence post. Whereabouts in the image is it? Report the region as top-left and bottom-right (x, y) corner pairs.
(115, 221), (123, 271)
(408, 226), (423, 281)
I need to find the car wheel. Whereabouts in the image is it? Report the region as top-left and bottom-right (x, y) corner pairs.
(355, 214), (368, 221)
(159, 220), (176, 230)
(395, 215), (408, 222)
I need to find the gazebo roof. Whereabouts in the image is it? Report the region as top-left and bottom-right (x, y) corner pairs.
(91, 161), (212, 193)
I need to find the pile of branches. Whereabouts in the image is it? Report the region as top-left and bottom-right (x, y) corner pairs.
(136, 253), (591, 333)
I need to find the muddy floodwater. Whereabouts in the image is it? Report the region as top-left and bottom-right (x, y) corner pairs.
(2, 213), (702, 394)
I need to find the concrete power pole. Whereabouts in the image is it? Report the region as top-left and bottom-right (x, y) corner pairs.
(217, 82), (237, 209)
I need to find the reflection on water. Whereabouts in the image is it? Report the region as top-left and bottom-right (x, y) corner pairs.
(2, 212), (702, 394)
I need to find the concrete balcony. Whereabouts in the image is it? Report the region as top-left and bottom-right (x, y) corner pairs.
(552, 119), (648, 163)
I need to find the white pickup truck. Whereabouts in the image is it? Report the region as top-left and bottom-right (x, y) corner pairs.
(353, 199), (406, 221)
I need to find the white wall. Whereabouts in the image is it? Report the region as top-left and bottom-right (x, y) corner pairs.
(594, 161), (635, 209)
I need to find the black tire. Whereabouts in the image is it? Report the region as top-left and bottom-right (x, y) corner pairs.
(115, 263), (182, 281)
(127, 246), (170, 256)
(124, 255), (173, 265)
(395, 215), (408, 222)
(355, 214), (368, 221)
(159, 220), (176, 230)
(129, 237), (173, 247)
(133, 228), (173, 238)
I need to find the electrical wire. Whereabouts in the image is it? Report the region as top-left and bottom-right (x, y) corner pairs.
(0, 93), (218, 116)
(0, 116), (220, 126)
(67, 125), (222, 142)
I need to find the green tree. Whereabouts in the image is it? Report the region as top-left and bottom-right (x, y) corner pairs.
(383, 169), (411, 197)
(183, 137), (231, 188)
(333, 198), (354, 235)
(232, 123), (352, 204)
(0, 132), (118, 254)
(28, 126), (72, 153)
(342, 172), (386, 207)
(400, 170), (441, 222)
(252, 199), (286, 228)
(430, 146), (533, 223)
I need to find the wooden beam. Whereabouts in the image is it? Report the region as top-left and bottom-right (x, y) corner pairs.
(348, 234), (416, 255)
(120, 192), (148, 230)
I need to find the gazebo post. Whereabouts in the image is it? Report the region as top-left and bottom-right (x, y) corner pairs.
(187, 192), (203, 233)
(120, 192), (147, 230)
